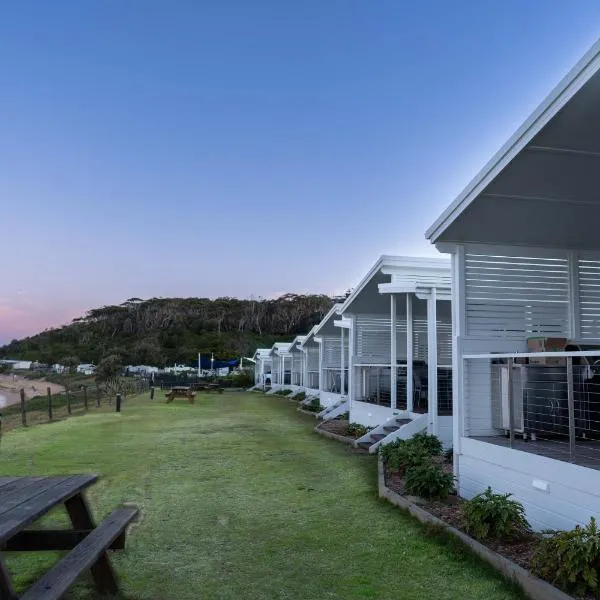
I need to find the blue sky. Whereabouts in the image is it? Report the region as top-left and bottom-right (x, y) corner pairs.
(2, 1), (600, 342)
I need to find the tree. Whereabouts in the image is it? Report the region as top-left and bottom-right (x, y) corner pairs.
(95, 354), (124, 396)
(60, 356), (80, 373)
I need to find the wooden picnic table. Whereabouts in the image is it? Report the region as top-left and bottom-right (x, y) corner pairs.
(0, 475), (137, 600)
(165, 386), (196, 404)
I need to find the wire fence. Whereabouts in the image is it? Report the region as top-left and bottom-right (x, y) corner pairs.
(0, 379), (150, 435)
(464, 352), (600, 469)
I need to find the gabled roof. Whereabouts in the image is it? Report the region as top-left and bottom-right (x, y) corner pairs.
(287, 335), (307, 353)
(339, 255), (450, 314)
(312, 303), (343, 338)
(269, 342), (292, 357)
(299, 326), (319, 348)
(426, 38), (600, 249)
(252, 348), (272, 361)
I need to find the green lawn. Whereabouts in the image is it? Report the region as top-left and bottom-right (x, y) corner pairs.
(1, 392), (525, 599)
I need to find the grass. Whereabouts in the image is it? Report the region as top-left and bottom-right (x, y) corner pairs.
(0, 391), (526, 600)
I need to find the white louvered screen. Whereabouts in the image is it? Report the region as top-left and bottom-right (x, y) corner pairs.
(306, 347), (319, 371)
(322, 336), (342, 368)
(436, 319), (452, 366)
(465, 253), (570, 339)
(292, 354), (303, 373)
(578, 258), (600, 341)
(355, 316), (391, 363)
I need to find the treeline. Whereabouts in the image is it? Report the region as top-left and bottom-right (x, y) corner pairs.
(0, 295), (335, 366)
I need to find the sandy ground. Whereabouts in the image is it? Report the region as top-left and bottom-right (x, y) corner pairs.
(0, 374), (65, 408)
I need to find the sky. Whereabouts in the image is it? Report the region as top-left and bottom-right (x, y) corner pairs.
(2, 1), (600, 343)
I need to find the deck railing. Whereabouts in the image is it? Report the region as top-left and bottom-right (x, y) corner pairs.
(354, 364), (452, 414)
(306, 371), (319, 390)
(463, 351), (600, 468)
(322, 368), (348, 394)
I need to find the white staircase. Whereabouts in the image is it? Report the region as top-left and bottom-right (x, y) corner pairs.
(317, 399), (349, 421)
(355, 413), (428, 454)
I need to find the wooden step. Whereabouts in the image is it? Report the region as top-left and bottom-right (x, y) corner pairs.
(383, 426), (399, 433)
(395, 419), (411, 426)
(22, 507), (138, 600)
(371, 434), (386, 441)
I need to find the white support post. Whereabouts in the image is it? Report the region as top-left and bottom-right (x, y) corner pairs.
(390, 294), (397, 409)
(317, 340), (324, 393)
(406, 294), (414, 413)
(340, 328), (346, 397)
(428, 288), (438, 435)
(348, 317), (355, 410)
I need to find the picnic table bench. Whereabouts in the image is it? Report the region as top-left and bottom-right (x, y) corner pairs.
(0, 475), (137, 599)
(165, 386), (196, 403)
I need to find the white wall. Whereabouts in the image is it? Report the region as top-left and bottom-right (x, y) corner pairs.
(459, 437), (600, 532)
(319, 392), (343, 408)
(350, 401), (405, 428)
(434, 415), (453, 448)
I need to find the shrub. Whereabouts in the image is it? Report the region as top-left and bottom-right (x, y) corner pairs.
(295, 391), (306, 402)
(336, 411), (349, 421)
(404, 462), (455, 500)
(532, 517), (600, 597)
(380, 434), (443, 475)
(347, 422), (369, 437)
(444, 446), (454, 463)
(410, 431), (443, 456)
(462, 487), (530, 541)
(303, 397), (324, 412)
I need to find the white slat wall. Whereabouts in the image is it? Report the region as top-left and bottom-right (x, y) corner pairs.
(322, 336), (342, 368)
(464, 252), (570, 339)
(306, 347), (319, 371)
(578, 257), (600, 341)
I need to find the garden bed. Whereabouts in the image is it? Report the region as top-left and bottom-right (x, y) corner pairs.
(379, 458), (575, 600)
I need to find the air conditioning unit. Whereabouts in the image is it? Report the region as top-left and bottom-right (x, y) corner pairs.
(492, 364), (525, 434)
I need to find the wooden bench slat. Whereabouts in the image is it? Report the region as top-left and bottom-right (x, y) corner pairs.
(21, 507), (138, 600)
(0, 476), (97, 543)
(0, 477), (22, 491)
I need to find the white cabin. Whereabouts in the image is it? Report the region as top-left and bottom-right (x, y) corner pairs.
(252, 349), (273, 389)
(269, 343), (292, 389)
(427, 39), (600, 531)
(287, 336), (307, 390)
(299, 327), (321, 398)
(339, 256), (453, 450)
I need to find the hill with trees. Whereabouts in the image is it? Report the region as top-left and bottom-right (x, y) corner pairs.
(0, 295), (335, 366)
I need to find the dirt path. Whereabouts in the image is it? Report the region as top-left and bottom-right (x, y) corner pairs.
(0, 374), (65, 408)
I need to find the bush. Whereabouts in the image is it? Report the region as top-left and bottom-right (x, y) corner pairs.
(295, 392), (306, 402)
(532, 517), (600, 597)
(303, 397), (324, 412)
(410, 431), (443, 456)
(404, 462), (455, 500)
(462, 487), (530, 541)
(337, 411), (349, 421)
(226, 370), (254, 388)
(380, 433), (444, 474)
(347, 422), (369, 437)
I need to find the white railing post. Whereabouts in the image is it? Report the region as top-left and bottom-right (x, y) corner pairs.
(427, 288), (438, 435)
(406, 294), (414, 413)
(340, 328), (346, 397)
(507, 357), (514, 449)
(390, 294), (397, 409)
(567, 356), (576, 463)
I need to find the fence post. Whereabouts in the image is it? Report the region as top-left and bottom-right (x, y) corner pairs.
(66, 388), (72, 415)
(507, 358), (514, 449)
(150, 387), (155, 400)
(20, 389), (27, 427)
(47, 387), (53, 421)
(83, 386), (88, 410)
(96, 385), (101, 407)
(116, 393), (122, 413)
(567, 356), (576, 463)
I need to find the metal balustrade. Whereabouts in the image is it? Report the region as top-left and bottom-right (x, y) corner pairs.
(464, 351), (600, 469)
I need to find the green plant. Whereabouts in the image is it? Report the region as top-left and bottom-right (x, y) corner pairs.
(295, 391), (306, 402)
(444, 446), (454, 463)
(336, 411), (349, 421)
(379, 437), (433, 474)
(462, 487), (530, 541)
(303, 397), (324, 412)
(404, 463), (455, 500)
(532, 518), (600, 597)
(347, 422), (369, 437)
(410, 431), (443, 456)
